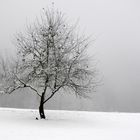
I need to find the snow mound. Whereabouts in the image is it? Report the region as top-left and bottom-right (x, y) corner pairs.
(0, 108), (140, 140)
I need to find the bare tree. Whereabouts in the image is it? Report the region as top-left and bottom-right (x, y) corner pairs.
(0, 8), (97, 119)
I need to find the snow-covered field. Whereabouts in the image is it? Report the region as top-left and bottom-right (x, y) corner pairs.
(0, 108), (140, 140)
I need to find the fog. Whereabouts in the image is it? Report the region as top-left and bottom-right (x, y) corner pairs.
(0, 0), (140, 112)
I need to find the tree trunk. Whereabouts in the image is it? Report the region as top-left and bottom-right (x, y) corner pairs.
(39, 92), (46, 119)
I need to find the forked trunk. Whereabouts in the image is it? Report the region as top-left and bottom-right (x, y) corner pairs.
(39, 92), (46, 119)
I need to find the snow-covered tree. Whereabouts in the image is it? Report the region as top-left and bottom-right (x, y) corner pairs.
(0, 8), (97, 119)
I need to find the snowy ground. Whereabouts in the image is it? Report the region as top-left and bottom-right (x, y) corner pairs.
(0, 108), (140, 140)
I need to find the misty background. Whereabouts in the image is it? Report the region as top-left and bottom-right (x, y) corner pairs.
(0, 0), (140, 112)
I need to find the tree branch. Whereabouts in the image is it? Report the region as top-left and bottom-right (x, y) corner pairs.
(43, 81), (65, 104)
(15, 75), (41, 97)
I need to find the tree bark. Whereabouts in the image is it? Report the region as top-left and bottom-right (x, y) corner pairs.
(39, 92), (46, 119)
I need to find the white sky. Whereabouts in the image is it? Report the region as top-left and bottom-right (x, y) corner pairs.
(0, 0), (140, 112)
